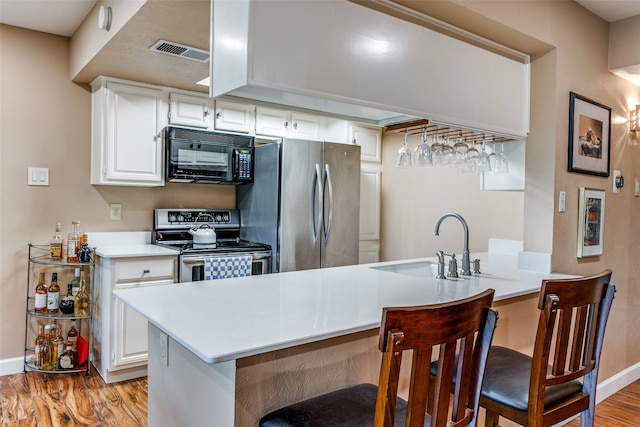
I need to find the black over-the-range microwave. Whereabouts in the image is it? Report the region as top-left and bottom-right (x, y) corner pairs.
(165, 126), (254, 184)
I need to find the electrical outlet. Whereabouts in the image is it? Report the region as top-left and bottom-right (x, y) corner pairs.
(558, 191), (566, 212)
(110, 203), (122, 220)
(160, 331), (169, 367)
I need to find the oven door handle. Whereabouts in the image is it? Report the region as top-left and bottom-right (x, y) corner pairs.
(181, 253), (272, 265)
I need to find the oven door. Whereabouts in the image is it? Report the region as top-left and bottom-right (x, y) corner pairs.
(179, 251), (272, 282)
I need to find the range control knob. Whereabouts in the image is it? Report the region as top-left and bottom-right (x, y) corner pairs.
(215, 214), (223, 222)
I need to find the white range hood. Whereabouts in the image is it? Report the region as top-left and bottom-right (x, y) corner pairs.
(211, 0), (530, 139)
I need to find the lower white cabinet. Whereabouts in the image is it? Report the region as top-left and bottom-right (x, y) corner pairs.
(359, 166), (381, 263)
(93, 254), (177, 383)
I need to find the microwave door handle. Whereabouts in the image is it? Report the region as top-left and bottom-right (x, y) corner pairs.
(310, 164), (323, 245)
(321, 164), (333, 244)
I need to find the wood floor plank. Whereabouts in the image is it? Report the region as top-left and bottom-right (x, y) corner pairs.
(0, 374), (36, 422)
(32, 392), (73, 427)
(24, 371), (59, 396)
(54, 373), (102, 426)
(112, 379), (147, 425)
(94, 397), (142, 427)
(82, 368), (119, 404)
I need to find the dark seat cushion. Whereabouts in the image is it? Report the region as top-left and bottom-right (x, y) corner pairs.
(259, 383), (429, 427)
(480, 346), (584, 412)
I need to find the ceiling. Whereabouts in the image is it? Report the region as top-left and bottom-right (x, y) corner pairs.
(1, 0), (640, 39)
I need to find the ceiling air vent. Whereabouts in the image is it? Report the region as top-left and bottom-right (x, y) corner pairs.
(149, 40), (209, 63)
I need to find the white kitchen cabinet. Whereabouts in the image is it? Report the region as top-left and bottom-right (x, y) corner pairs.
(214, 100), (254, 133)
(93, 254), (177, 383)
(90, 77), (168, 186)
(359, 241), (380, 264)
(350, 123), (382, 163)
(359, 166), (381, 241)
(255, 107), (321, 140)
(169, 92), (214, 129)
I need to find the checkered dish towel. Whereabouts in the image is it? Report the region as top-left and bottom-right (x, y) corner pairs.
(204, 256), (253, 280)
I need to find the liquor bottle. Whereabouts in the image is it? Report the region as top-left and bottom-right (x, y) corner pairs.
(34, 324), (46, 368)
(51, 321), (64, 369)
(59, 282), (75, 314)
(74, 271), (90, 317)
(58, 342), (76, 370)
(70, 268), (81, 296)
(40, 324), (54, 370)
(49, 222), (63, 261)
(67, 319), (78, 352)
(34, 272), (48, 313)
(46, 272), (60, 314)
(67, 221), (80, 263)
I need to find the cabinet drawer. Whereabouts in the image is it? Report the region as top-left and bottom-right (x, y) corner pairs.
(114, 259), (176, 283)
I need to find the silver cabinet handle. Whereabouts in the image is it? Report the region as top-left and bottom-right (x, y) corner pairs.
(143, 269), (150, 274)
(284, 121), (289, 129)
(216, 112), (221, 119)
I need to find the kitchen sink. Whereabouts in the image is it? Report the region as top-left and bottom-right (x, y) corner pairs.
(370, 261), (438, 278)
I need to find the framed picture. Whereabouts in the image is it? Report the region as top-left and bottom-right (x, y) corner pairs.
(577, 187), (605, 258)
(568, 92), (611, 177)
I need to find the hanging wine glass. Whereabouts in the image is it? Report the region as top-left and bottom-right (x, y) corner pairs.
(414, 127), (432, 167)
(493, 142), (509, 174)
(476, 139), (492, 175)
(431, 132), (443, 166)
(396, 129), (413, 168)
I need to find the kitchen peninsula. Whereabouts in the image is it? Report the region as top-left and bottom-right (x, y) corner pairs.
(114, 247), (574, 426)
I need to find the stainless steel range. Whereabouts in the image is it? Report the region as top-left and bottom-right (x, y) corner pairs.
(153, 209), (272, 282)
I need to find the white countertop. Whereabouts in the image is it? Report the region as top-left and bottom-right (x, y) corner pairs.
(85, 231), (180, 258)
(113, 252), (575, 365)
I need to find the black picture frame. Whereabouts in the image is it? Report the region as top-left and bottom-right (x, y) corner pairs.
(568, 92), (611, 177)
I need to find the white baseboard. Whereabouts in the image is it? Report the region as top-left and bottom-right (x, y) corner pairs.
(0, 357), (24, 376)
(596, 360), (640, 402)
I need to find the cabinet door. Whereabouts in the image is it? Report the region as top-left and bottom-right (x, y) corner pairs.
(214, 100), (254, 133)
(290, 112), (321, 140)
(113, 279), (174, 367)
(255, 107), (289, 136)
(349, 123), (381, 163)
(169, 93), (213, 129)
(359, 166), (381, 241)
(103, 82), (167, 186)
(359, 241), (380, 264)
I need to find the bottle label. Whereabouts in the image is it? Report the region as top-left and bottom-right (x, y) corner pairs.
(47, 292), (60, 310)
(50, 243), (62, 259)
(59, 354), (73, 369)
(34, 293), (47, 310)
(34, 345), (42, 367)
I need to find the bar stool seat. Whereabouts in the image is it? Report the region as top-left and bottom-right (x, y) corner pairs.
(259, 288), (498, 427)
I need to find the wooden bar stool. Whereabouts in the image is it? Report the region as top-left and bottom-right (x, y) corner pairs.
(259, 288), (497, 427)
(479, 270), (615, 427)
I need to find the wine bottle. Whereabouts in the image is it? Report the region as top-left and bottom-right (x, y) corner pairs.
(58, 342), (76, 370)
(70, 268), (81, 296)
(74, 271), (90, 317)
(59, 282), (74, 314)
(67, 221), (80, 263)
(67, 319), (78, 352)
(34, 324), (45, 368)
(51, 321), (64, 369)
(46, 272), (60, 314)
(40, 324), (54, 370)
(34, 272), (48, 313)
(50, 222), (63, 261)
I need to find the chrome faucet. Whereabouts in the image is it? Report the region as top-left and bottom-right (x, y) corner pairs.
(433, 213), (471, 276)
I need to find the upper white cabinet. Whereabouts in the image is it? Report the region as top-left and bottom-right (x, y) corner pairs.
(214, 100), (254, 134)
(91, 77), (167, 186)
(349, 123), (382, 163)
(255, 107), (321, 140)
(169, 92), (214, 129)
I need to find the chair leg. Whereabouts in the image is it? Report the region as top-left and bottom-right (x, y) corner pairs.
(485, 409), (500, 427)
(580, 410), (594, 427)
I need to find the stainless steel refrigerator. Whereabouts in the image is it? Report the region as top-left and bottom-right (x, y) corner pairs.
(238, 138), (360, 273)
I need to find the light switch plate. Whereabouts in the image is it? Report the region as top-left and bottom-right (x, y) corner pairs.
(635, 178), (640, 197)
(613, 170), (622, 194)
(558, 191), (566, 212)
(160, 331), (169, 367)
(27, 167), (49, 186)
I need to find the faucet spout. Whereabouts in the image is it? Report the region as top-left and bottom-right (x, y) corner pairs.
(433, 212), (471, 275)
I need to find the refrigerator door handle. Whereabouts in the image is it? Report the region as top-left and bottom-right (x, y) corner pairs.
(322, 163), (334, 244)
(311, 163), (323, 245)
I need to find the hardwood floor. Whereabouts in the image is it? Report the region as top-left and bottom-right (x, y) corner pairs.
(0, 366), (146, 426)
(1, 367), (639, 426)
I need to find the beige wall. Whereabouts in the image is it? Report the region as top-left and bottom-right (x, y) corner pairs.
(0, 24), (235, 361)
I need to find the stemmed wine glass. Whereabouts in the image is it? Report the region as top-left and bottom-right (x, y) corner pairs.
(396, 130), (413, 168)
(493, 142), (509, 174)
(476, 139), (492, 174)
(414, 128), (432, 167)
